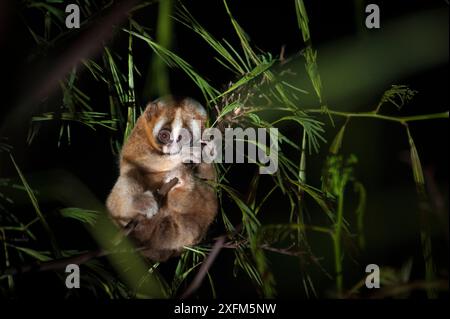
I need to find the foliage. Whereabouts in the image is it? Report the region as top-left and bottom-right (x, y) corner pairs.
(0, 0), (448, 299)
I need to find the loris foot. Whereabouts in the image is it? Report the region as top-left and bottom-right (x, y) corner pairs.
(133, 191), (159, 219)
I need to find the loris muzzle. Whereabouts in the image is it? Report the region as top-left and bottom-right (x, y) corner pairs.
(106, 96), (218, 261)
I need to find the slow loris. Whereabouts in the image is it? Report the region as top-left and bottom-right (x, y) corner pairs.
(106, 96), (218, 261)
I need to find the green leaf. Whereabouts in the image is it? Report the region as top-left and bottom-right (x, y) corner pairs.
(10, 154), (60, 256)
(329, 120), (348, 155)
(353, 181), (367, 249)
(126, 22), (219, 103)
(14, 246), (52, 262)
(60, 207), (99, 226)
(405, 126), (425, 187)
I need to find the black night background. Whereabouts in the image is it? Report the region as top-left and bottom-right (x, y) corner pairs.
(0, 0), (448, 302)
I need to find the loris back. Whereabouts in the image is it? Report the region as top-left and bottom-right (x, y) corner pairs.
(106, 96), (218, 261)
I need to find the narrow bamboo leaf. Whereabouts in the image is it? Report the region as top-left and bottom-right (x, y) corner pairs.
(353, 181), (367, 249)
(329, 120), (348, 155)
(14, 246), (52, 262)
(10, 154), (60, 256)
(60, 207), (99, 226)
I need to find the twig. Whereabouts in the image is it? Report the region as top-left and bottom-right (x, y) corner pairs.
(156, 177), (179, 202)
(154, 221), (242, 298)
(2, 249), (104, 277)
(369, 280), (448, 299)
(180, 235), (226, 299)
(305, 109), (449, 124)
(259, 243), (306, 257)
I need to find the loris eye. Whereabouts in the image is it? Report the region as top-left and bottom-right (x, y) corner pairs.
(158, 129), (172, 144)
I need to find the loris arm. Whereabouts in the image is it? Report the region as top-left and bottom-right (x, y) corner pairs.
(106, 168), (159, 226)
(129, 165), (218, 261)
(131, 188), (218, 261)
(193, 162), (216, 181)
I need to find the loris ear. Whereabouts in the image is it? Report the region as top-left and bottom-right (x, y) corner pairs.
(183, 98), (209, 128)
(185, 98), (207, 118)
(144, 101), (161, 121)
(142, 101), (164, 152)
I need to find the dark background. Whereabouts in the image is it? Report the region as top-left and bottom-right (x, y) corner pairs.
(0, 0), (448, 298)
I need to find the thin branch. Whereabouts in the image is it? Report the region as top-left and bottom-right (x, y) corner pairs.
(260, 243), (306, 257)
(180, 235), (226, 299)
(369, 280), (448, 299)
(305, 109), (449, 124)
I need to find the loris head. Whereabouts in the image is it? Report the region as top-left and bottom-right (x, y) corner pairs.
(142, 96), (207, 155)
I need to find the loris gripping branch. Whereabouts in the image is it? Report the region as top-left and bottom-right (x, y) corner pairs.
(106, 96), (218, 261)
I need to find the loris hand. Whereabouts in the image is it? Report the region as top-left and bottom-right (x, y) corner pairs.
(132, 191), (159, 219)
(180, 145), (202, 163)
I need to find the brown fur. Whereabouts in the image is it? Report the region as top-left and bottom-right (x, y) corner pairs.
(106, 97), (218, 261)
